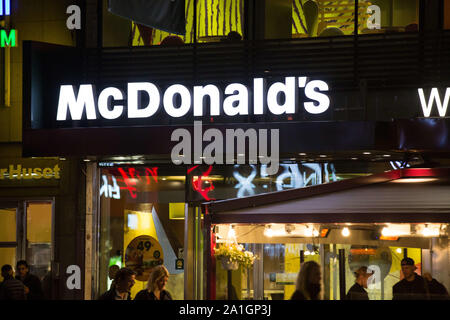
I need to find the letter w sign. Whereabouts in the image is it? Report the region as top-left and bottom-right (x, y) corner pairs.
(418, 88), (450, 117)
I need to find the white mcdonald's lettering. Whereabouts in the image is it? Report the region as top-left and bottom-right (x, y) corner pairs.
(56, 77), (331, 121)
(418, 88), (450, 117)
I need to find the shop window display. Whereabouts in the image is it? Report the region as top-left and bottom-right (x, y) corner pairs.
(98, 166), (186, 299)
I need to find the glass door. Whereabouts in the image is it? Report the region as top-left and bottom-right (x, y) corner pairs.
(0, 203), (21, 274)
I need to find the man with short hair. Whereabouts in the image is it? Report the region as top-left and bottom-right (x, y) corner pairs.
(0, 264), (26, 300)
(98, 267), (136, 300)
(15, 260), (44, 300)
(346, 266), (373, 300)
(393, 257), (428, 300)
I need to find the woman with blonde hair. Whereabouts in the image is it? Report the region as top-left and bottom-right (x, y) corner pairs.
(134, 265), (172, 300)
(290, 261), (322, 300)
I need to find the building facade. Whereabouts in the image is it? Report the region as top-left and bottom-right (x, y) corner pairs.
(1, 0), (450, 299)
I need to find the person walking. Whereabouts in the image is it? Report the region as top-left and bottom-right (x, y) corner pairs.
(98, 267), (136, 300)
(346, 266), (373, 300)
(15, 260), (44, 300)
(134, 265), (172, 300)
(0, 265), (26, 300)
(290, 261), (322, 300)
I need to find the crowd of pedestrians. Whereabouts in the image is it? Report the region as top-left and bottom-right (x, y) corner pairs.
(0, 261), (44, 300)
(2, 257), (448, 300)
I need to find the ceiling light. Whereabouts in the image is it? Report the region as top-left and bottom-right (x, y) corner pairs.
(299, 153), (307, 156)
(381, 224), (410, 237)
(228, 225), (236, 239)
(396, 248), (402, 254)
(342, 227), (350, 237)
(319, 155), (327, 158)
(264, 225), (274, 238)
(383, 154), (391, 157)
(421, 224), (440, 237)
(363, 152), (371, 155)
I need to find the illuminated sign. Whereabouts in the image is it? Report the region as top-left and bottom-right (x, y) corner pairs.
(56, 77), (331, 121)
(0, 164), (60, 180)
(99, 175), (120, 199)
(1, 1), (16, 48)
(0, 0), (10, 16)
(0, 28), (15, 47)
(418, 88), (450, 117)
(116, 167), (158, 199)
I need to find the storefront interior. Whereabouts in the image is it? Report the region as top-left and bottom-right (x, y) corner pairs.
(213, 222), (448, 300)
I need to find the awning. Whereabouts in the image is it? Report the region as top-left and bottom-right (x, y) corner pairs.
(202, 168), (450, 224)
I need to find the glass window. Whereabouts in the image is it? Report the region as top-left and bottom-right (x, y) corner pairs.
(26, 202), (52, 280)
(292, 1), (419, 39)
(213, 223), (450, 300)
(98, 165), (186, 299)
(105, 0), (245, 47)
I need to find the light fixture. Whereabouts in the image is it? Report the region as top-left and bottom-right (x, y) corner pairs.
(228, 225), (236, 239)
(342, 227), (350, 237)
(83, 159), (91, 162)
(285, 224), (295, 234)
(264, 225), (274, 238)
(421, 224), (440, 237)
(313, 229), (319, 237)
(299, 153), (307, 156)
(396, 248), (402, 254)
(383, 154), (391, 157)
(351, 158), (358, 160)
(381, 224), (411, 237)
(363, 152), (371, 155)
(304, 250), (311, 256)
(319, 155), (327, 158)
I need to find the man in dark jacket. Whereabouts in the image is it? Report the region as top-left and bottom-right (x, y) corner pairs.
(0, 264), (26, 300)
(393, 257), (429, 300)
(15, 260), (44, 300)
(346, 266), (373, 300)
(99, 267), (136, 300)
(423, 272), (449, 300)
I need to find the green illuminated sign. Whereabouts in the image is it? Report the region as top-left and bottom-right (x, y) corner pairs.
(1, 29), (16, 47)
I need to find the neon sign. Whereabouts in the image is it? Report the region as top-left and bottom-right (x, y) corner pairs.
(188, 165), (215, 201)
(1, 0), (16, 48)
(99, 175), (120, 199)
(0, 0), (10, 16)
(56, 77), (331, 121)
(115, 167), (158, 199)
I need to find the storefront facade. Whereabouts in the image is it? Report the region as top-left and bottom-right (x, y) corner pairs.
(15, 0), (450, 299)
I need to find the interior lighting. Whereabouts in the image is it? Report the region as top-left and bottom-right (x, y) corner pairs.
(421, 224), (440, 237)
(264, 225), (274, 238)
(313, 229), (319, 237)
(381, 224), (410, 237)
(363, 152), (371, 155)
(304, 250), (311, 256)
(299, 153), (307, 156)
(228, 225), (236, 239)
(342, 227), (350, 237)
(396, 248), (402, 254)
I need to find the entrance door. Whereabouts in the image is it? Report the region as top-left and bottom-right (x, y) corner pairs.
(0, 200), (53, 299)
(0, 204), (20, 270)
